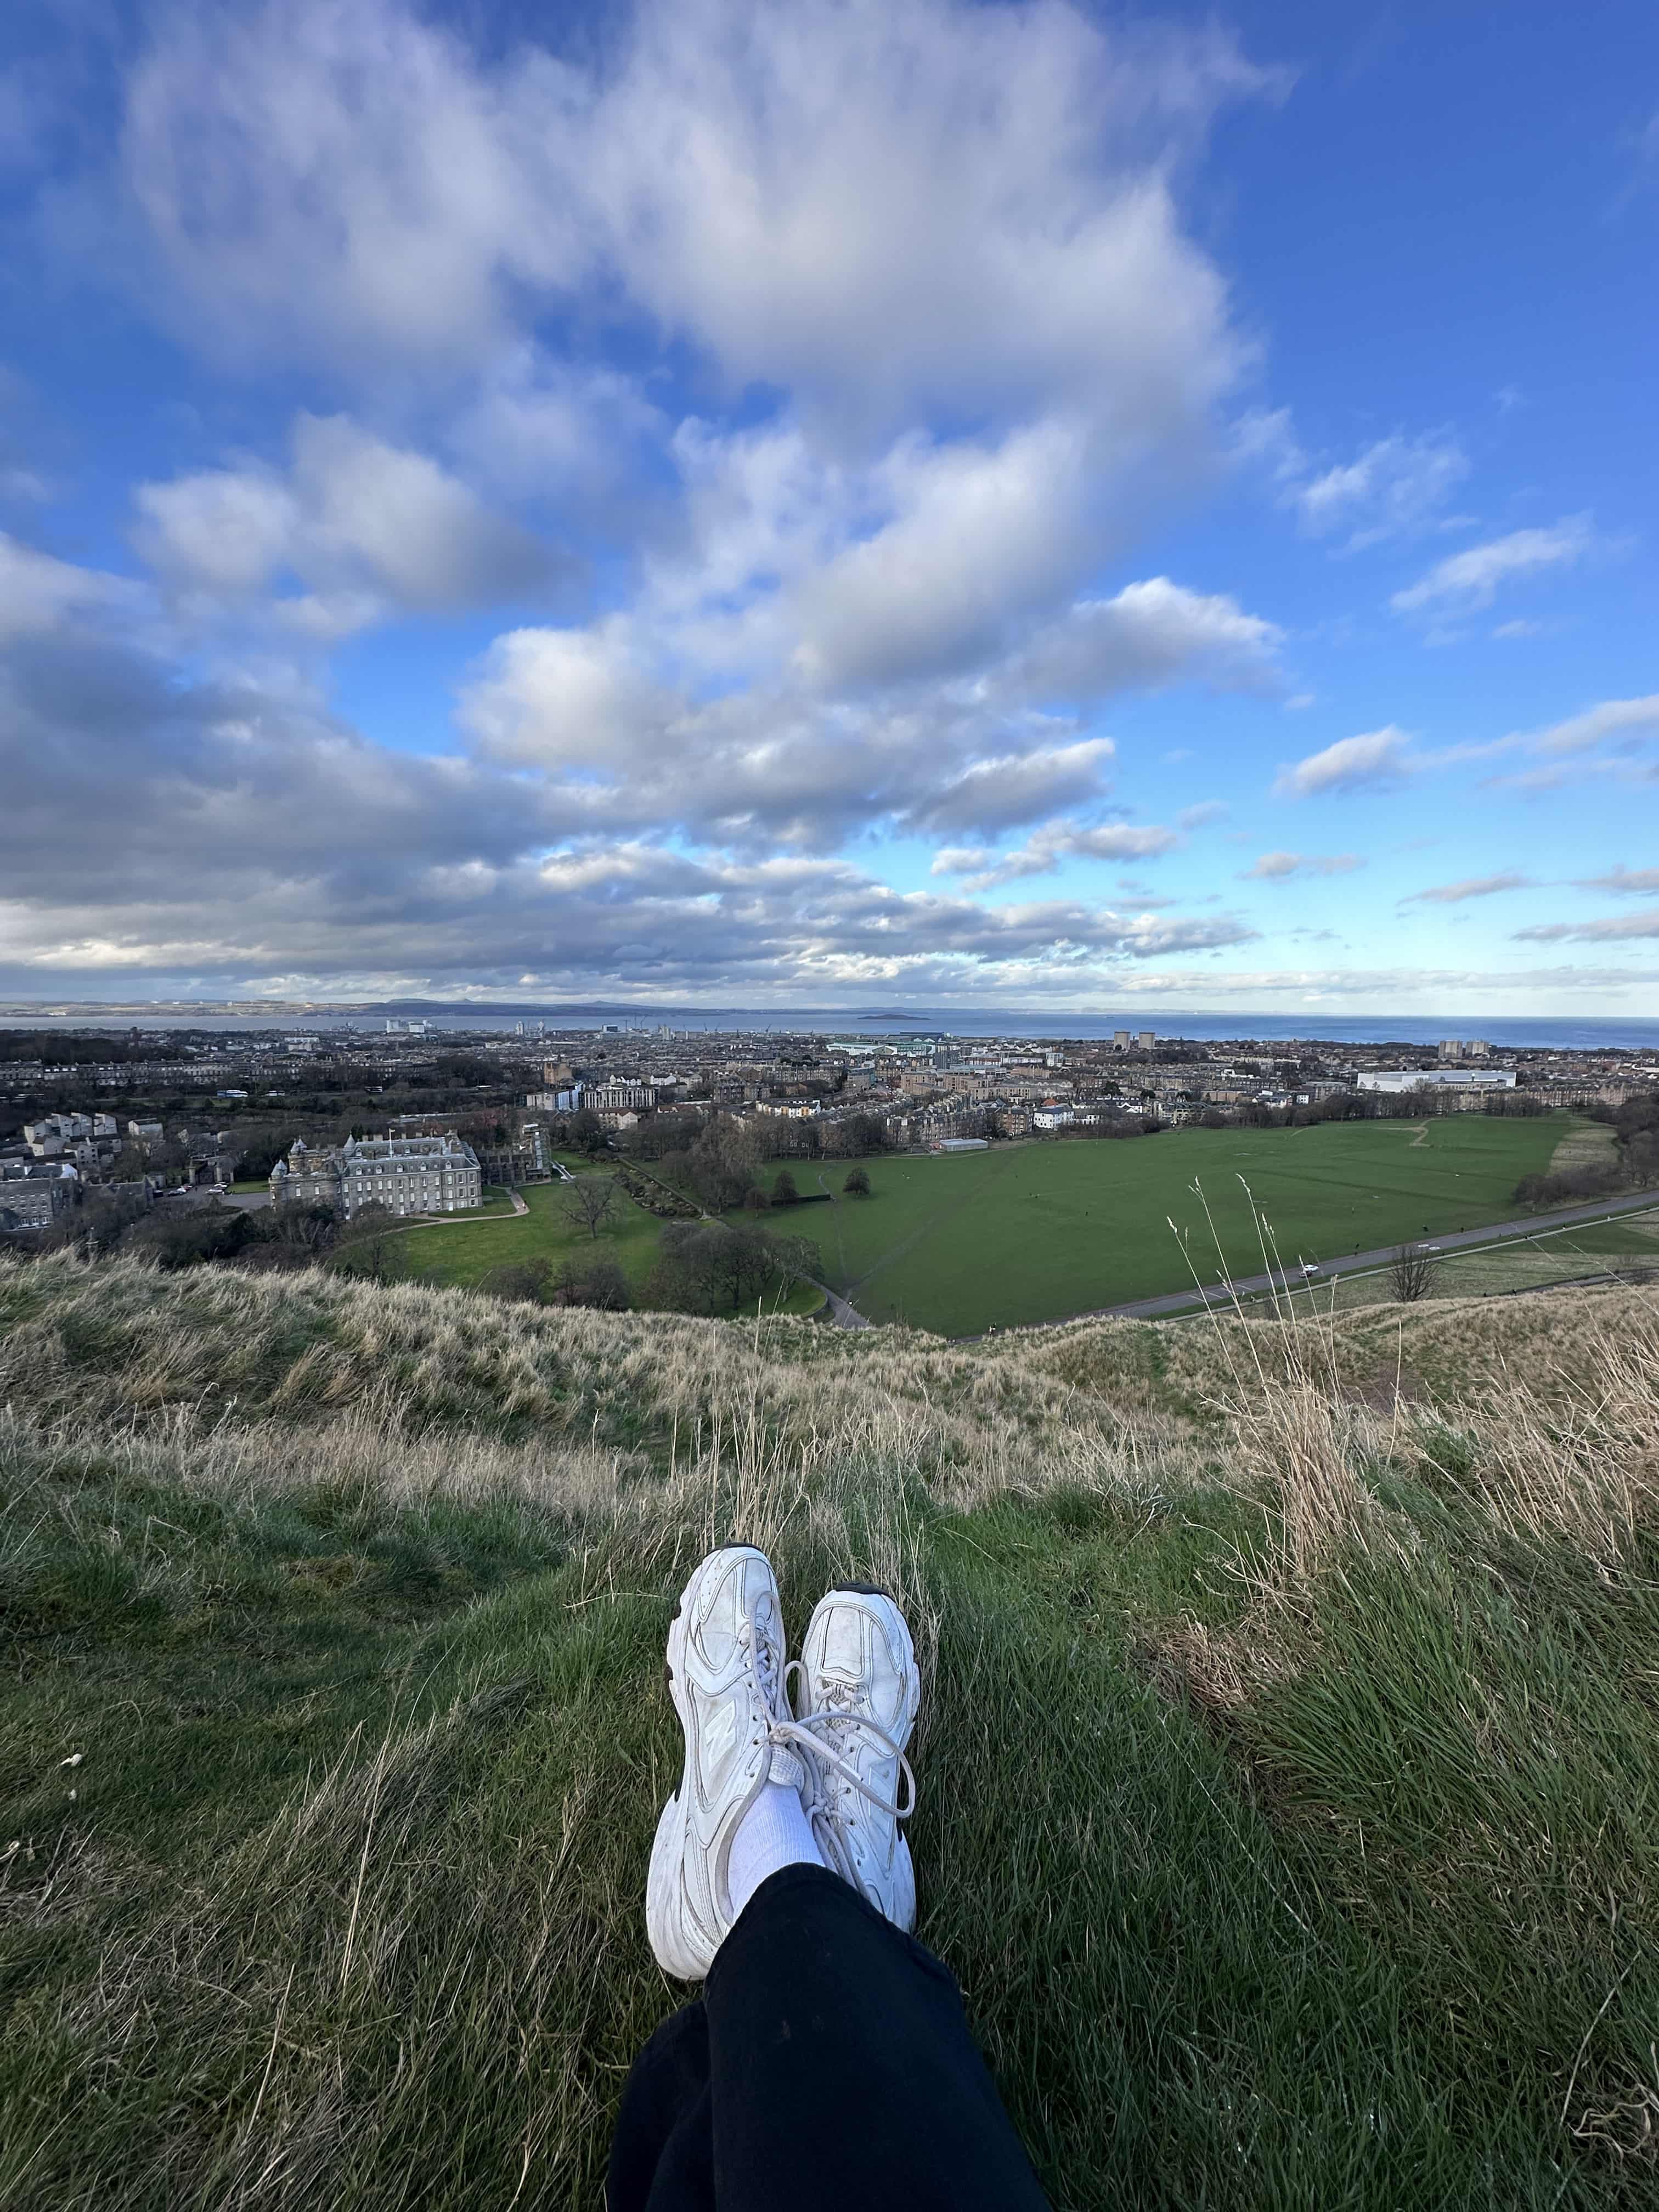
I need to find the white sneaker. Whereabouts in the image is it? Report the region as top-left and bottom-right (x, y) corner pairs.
(792, 1584), (920, 1931)
(646, 1545), (810, 1980)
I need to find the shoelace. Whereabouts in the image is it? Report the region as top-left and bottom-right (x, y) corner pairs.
(781, 1657), (917, 1822)
(736, 1619), (916, 1821)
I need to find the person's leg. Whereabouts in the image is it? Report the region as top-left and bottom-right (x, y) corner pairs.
(606, 2000), (716, 2212)
(620, 1551), (1050, 2210)
(704, 1861), (1050, 2212)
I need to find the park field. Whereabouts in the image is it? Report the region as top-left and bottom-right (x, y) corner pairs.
(397, 1176), (820, 1315)
(770, 1112), (1579, 1334)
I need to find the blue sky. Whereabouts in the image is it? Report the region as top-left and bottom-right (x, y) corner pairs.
(0, 0), (1654, 1014)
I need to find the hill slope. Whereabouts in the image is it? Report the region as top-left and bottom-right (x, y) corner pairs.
(3, 1256), (1657, 2209)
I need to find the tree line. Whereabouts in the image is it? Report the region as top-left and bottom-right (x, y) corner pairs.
(1512, 1091), (1659, 1210)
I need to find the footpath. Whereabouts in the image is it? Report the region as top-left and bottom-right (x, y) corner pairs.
(1027, 1186), (1659, 1330)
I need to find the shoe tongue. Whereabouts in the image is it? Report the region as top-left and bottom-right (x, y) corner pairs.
(768, 1742), (809, 1792)
(821, 1610), (866, 1680)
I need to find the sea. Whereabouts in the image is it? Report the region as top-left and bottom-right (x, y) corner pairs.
(4, 1005), (1658, 1052)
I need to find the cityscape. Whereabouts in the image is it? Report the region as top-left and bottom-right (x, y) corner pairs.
(3, 1011), (1650, 1233)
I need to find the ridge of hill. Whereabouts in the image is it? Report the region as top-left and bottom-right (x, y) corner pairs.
(3, 1255), (1657, 2208)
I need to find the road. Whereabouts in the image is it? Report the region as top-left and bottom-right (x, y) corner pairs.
(1030, 1186), (1659, 1327)
(804, 1277), (873, 1329)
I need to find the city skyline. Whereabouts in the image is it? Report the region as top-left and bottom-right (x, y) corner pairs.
(1, 0), (1655, 1015)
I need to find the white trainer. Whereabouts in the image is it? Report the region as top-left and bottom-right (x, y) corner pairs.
(646, 1545), (812, 1980)
(792, 1584), (921, 1931)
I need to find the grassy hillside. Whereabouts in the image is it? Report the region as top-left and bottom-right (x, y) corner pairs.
(3, 1252), (1657, 2208)
(755, 1111), (1573, 1331)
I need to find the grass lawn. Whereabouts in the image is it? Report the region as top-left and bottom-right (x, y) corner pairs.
(405, 1177), (822, 1316)
(764, 1113), (1577, 1334)
(399, 1177), (663, 1296)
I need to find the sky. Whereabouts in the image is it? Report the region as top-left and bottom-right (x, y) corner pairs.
(0, 0), (1655, 1017)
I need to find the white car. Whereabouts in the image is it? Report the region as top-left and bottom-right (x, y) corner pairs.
(1301, 1261), (1320, 1276)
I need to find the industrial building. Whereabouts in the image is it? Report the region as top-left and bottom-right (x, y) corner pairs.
(1356, 1068), (1516, 1094)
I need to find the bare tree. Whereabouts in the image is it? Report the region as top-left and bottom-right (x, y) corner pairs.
(562, 1174), (619, 1240)
(1389, 1242), (1439, 1302)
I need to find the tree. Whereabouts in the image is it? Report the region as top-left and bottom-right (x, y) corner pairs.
(478, 1256), (553, 1304)
(828, 1112), (892, 1158)
(330, 1204), (405, 1284)
(743, 1186), (770, 1212)
(568, 1107), (609, 1156)
(770, 1233), (821, 1289)
(684, 1114), (762, 1211)
(552, 1251), (631, 1310)
(843, 1166), (871, 1197)
(562, 1175), (619, 1240)
(771, 1169), (800, 1206)
(1389, 1242), (1440, 1302)
(650, 1220), (796, 1314)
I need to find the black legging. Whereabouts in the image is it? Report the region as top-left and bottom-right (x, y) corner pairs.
(608, 1863), (1051, 2211)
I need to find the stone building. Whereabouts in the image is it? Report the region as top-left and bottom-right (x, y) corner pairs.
(0, 1160), (80, 1232)
(269, 1133), (482, 1218)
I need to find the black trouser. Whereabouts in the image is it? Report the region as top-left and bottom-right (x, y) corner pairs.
(607, 1863), (1051, 2211)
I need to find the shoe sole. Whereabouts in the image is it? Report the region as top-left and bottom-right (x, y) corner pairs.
(646, 1544), (775, 1982)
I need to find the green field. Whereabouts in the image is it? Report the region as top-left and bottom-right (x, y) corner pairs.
(403, 1177), (820, 1314)
(769, 1114), (1577, 1334)
(394, 1178), (663, 1296)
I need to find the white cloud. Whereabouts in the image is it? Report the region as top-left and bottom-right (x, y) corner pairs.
(1273, 726), (1413, 797)
(1244, 851), (1363, 881)
(1177, 799), (1229, 828)
(790, 419), (1094, 690)
(104, 0), (1272, 710)
(998, 577), (1282, 704)
(1295, 431), (1468, 548)
(1527, 695), (1659, 756)
(119, 1), (581, 376)
(911, 740), (1118, 838)
(135, 413), (554, 633)
(934, 817), (1181, 889)
(116, 0), (1261, 427)
(1064, 823), (1182, 861)
(1236, 412), (1468, 547)
(0, 533), (132, 642)
(1514, 909), (1659, 945)
(1391, 517), (1593, 614)
(0, 637), (1255, 996)
(1576, 866), (1659, 895)
(1401, 872), (1534, 904)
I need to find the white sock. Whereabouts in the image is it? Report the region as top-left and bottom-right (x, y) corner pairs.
(727, 1775), (824, 1917)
